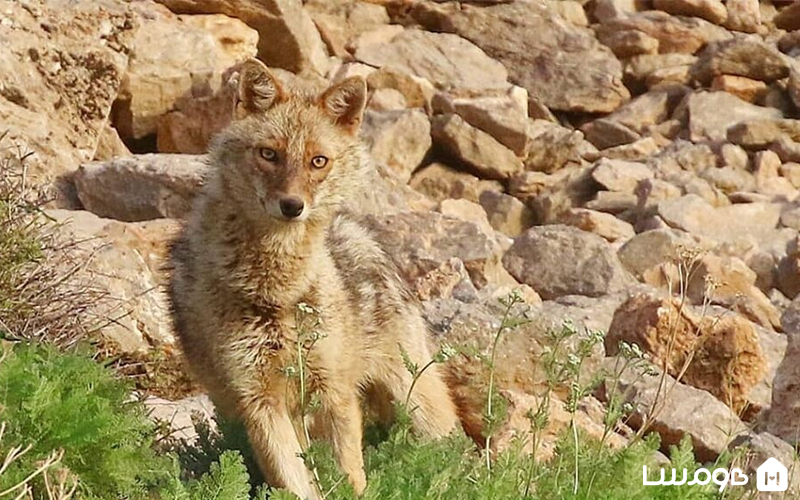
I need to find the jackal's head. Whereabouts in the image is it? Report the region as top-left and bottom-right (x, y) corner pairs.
(210, 59), (368, 226)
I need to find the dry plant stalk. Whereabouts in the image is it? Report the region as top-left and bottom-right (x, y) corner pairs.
(0, 132), (105, 349)
(0, 422), (77, 500)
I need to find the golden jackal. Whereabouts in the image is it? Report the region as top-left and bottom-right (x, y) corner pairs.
(167, 59), (458, 499)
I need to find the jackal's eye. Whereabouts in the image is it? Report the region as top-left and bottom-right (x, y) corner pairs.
(311, 155), (328, 169)
(259, 148), (278, 162)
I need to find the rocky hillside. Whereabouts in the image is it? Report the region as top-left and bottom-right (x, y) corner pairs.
(3, 0), (800, 491)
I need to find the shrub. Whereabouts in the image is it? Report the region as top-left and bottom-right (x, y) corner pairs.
(0, 133), (98, 348)
(0, 343), (258, 500)
(0, 343), (168, 498)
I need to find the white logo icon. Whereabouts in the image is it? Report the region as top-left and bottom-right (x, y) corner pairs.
(757, 457), (788, 492)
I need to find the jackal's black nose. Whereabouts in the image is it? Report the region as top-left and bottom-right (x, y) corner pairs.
(279, 196), (305, 218)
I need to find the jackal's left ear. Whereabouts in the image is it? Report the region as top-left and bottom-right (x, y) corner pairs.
(320, 77), (367, 133)
(237, 58), (284, 115)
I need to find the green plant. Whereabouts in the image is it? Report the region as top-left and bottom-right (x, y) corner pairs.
(482, 289), (530, 473)
(0, 343), (170, 499)
(0, 343), (262, 500)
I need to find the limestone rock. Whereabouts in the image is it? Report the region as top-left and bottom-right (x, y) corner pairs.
(503, 225), (634, 300)
(113, 4), (257, 140)
(93, 125), (131, 162)
(361, 109), (431, 183)
(145, 394), (216, 444)
(728, 119), (800, 148)
(710, 75), (768, 103)
(365, 211), (512, 289)
(598, 11), (731, 55)
(0, 0), (134, 188)
(433, 90), (530, 156)
(509, 166), (597, 223)
(437, 199), (494, 238)
(592, 158), (653, 193)
(304, 0), (389, 59)
(724, 0), (760, 33)
(594, 86), (686, 136)
(478, 191), (535, 238)
(642, 254), (782, 331)
(606, 294), (768, 414)
(155, 0), (330, 74)
(412, 1), (629, 113)
(617, 228), (711, 279)
(657, 194), (781, 244)
(366, 66), (436, 110)
(625, 53), (698, 85)
(686, 92), (782, 142)
(431, 114), (523, 181)
(157, 67), (239, 154)
(774, 1), (800, 32)
(74, 154), (206, 222)
(526, 120), (595, 173)
(593, 0), (645, 23)
(354, 28), (509, 92)
(47, 209), (179, 353)
(652, 0), (727, 25)
(600, 356), (749, 461)
(409, 163), (502, 203)
(493, 391), (626, 461)
(596, 29), (659, 59)
(765, 331), (800, 444)
(560, 208), (635, 243)
(692, 38), (790, 84)
(581, 120), (640, 150)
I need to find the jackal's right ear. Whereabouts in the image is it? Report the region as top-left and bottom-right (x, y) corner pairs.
(236, 59), (284, 115)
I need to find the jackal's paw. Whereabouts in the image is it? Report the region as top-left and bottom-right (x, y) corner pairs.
(349, 469), (367, 496)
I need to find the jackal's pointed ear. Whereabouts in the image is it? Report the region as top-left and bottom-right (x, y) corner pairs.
(319, 77), (367, 133)
(237, 59), (284, 115)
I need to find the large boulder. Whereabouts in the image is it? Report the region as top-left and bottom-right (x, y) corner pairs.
(692, 38), (791, 84)
(112, 3), (257, 140)
(503, 225), (634, 300)
(657, 195), (781, 244)
(597, 11), (731, 55)
(409, 163), (502, 203)
(353, 28), (510, 92)
(154, 0), (330, 74)
(606, 294), (768, 414)
(411, 1), (630, 113)
(433, 89), (530, 156)
(600, 357), (749, 461)
(74, 154), (207, 221)
(765, 331), (800, 444)
(47, 209), (179, 353)
(728, 119), (800, 149)
(431, 114), (523, 181)
(361, 109), (431, 183)
(0, 0), (135, 190)
(365, 211), (514, 289)
(685, 92), (782, 142)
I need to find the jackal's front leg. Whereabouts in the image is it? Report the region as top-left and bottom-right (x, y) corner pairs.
(243, 403), (322, 500)
(321, 391), (367, 495)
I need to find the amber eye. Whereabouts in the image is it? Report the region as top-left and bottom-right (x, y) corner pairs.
(311, 155), (328, 169)
(260, 148), (278, 162)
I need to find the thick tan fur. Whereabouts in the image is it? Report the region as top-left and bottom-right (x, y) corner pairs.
(167, 59), (458, 500)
